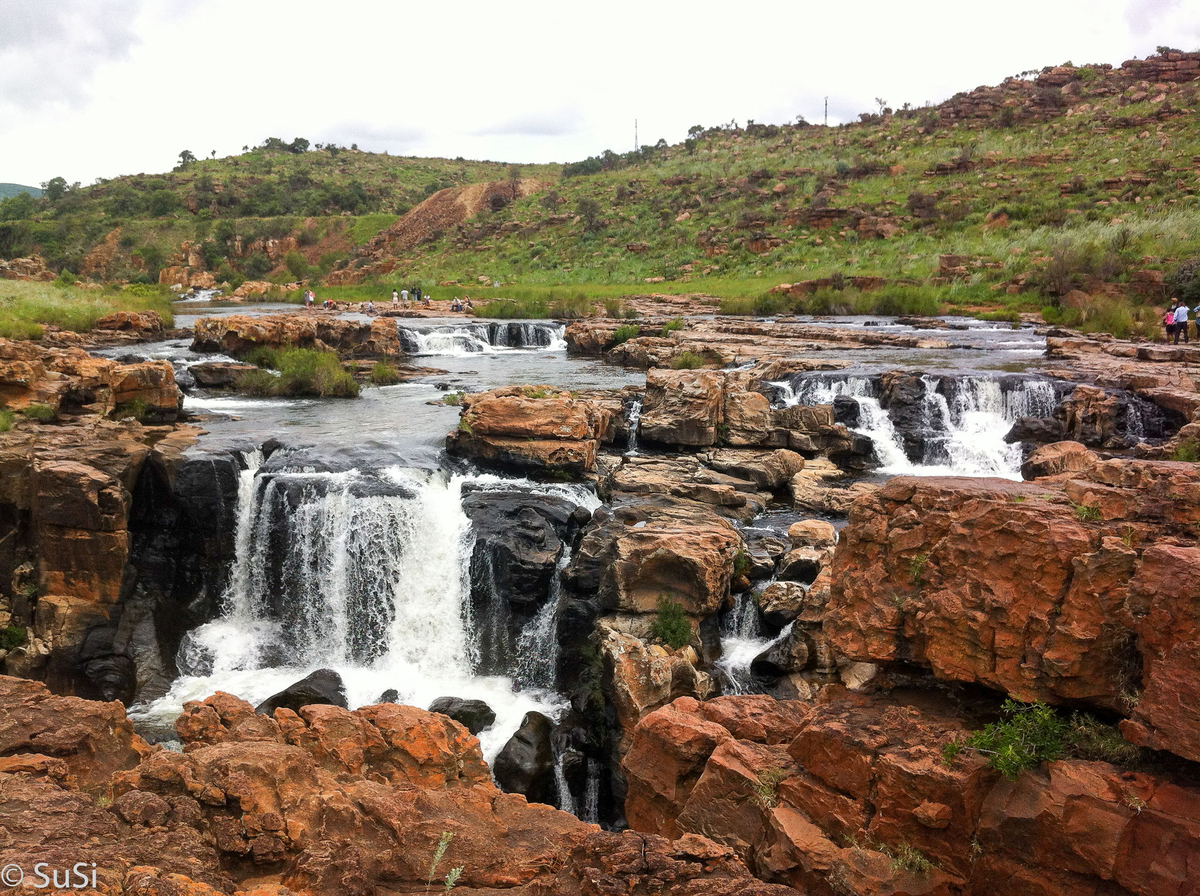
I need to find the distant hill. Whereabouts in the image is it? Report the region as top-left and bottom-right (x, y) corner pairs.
(0, 183), (42, 200)
(0, 49), (1198, 330)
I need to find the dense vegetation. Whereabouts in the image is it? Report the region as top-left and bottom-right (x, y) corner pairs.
(0, 280), (174, 339)
(3, 53), (1200, 333)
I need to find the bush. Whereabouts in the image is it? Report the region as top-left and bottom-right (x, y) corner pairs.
(369, 361), (401, 385)
(1167, 258), (1200, 306)
(661, 316), (684, 337)
(21, 403), (55, 422)
(239, 348), (359, 398)
(244, 252), (273, 280)
(0, 625), (26, 651)
(548, 295), (592, 319)
(113, 398), (148, 421)
(650, 597), (692, 649)
(610, 324), (640, 346)
(671, 351), (706, 369)
(284, 250), (311, 280)
(0, 410), (14, 432)
(1170, 439), (1199, 462)
(943, 700), (1145, 779)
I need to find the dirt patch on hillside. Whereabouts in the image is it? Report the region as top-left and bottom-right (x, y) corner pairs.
(362, 177), (549, 257)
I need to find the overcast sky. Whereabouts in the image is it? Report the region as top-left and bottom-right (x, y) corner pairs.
(2, 0), (1199, 187)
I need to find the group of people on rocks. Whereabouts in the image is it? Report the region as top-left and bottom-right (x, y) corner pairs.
(1165, 298), (1199, 344)
(391, 285), (432, 309)
(302, 284), (475, 315)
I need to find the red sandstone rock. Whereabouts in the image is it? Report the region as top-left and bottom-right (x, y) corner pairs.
(0, 676), (149, 791)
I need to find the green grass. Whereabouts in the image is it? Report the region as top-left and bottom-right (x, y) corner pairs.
(0, 410), (14, 432)
(0, 281), (174, 339)
(21, 403), (55, 422)
(661, 316), (684, 336)
(0, 625), (27, 651)
(238, 348), (359, 398)
(1073, 503), (1102, 522)
(369, 361), (401, 385)
(671, 351), (706, 370)
(611, 323), (640, 345)
(650, 596), (691, 649)
(1171, 439), (1199, 462)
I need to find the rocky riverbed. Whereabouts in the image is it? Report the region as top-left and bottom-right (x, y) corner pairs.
(1, 308), (1198, 895)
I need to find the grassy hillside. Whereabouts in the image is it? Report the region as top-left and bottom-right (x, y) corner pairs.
(0, 184), (42, 200)
(2, 52), (1200, 334)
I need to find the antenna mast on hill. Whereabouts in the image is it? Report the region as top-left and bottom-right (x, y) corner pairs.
(635, 119), (638, 152)
(824, 97), (828, 127)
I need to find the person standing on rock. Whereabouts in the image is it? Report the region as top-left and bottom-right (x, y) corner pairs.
(401, 288), (409, 308)
(1165, 304), (1177, 342)
(1174, 299), (1190, 344)
(392, 289), (399, 309)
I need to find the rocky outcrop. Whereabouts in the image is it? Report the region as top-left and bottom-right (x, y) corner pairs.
(825, 463), (1200, 738)
(0, 337), (181, 421)
(623, 692), (1200, 896)
(190, 314), (400, 357)
(0, 419), (244, 703)
(565, 501), (741, 618)
(0, 676), (794, 896)
(448, 386), (615, 476)
(0, 254), (55, 281)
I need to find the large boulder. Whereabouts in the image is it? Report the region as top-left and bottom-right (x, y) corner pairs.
(447, 386), (613, 475)
(639, 368), (726, 447)
(428, 696), (496, 735)
(492, 711), (556, 805)
(191, 313), (399, 356)
(255, 668), (347, 715)
(565, 501), (742, 616)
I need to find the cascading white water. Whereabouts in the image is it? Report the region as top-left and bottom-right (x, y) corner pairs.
(625, 398), (642, 456)
(717, 591), (784, 695)
(778, 374), (1061, 480)
(553, 752), (576, 816)
(398, 322), (566, 357)
(513, 551), (571, 690)
(583, 758), (601, 824)
(131, 458), (566, 763)
(774, 376), (915, 473)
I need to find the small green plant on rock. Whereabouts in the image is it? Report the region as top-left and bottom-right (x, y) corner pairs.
(733, 549), (752, 577)
(0, 625), (27, 651)
(671, 351), (705, 370)
(0, 410), (15, 432)
(907, 553), (929, 584)
(427, 831), (455, 894)
(750, 767), (789, 809)
(1170, 439), (1199, 462)
(442, 391), (464, 406)
(661, 316), (684, 337)
(611, 323), (640, 346)
(1073, 503), (1101, 522)
(114, 398), (148, 421)
(21, 403), (55, 423)
(369, 361), (401, 385)
(889, 844), (935, 875)
(650, 596), (692, 649)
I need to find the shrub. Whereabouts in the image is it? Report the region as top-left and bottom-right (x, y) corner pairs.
(239, 348), (358, 398)
(650, 596), (692, 649)
(284, 250), (311, 280)
(113, 398), (148, 421)
(661, 316), (684, 337)
(890, 844), (936, 875)
(749, 767), (789, 809)
(22, 403), (55, 422)
(0, 625), (26, 651)
(1167, 258), (1200, 306)
(1171, 439), (1199, 462)
(610, 324), (640, 346)
(962, 700), (1068, 779)
(671, 351), (706, 370)
(0, 410), (14, 432)
(244, 252), (273, 280)
(369, 361), (401, 385)
(1073, 503), (1101, 521)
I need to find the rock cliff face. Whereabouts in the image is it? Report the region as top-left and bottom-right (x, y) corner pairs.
(623, 692), (1200, 896)
(826, 463), (1199, 725)
(0, 676), (797, 896)
(191, 314), (400, 357)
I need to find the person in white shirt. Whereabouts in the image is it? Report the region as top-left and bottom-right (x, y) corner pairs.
(401, 288), (409, 307)
(1174, 300), (1190, 344)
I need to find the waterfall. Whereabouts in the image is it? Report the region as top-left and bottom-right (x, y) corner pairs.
(553, 751), (576, 816)
(778, 372), (1063, 480)
(583, 758), (601, 824)
(397, 322), (566, 356)
(132, 456), (567, 764)
(717, 592), (774, 695)
(625, 398), (642, 456)
(513, 551), (571, 691)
